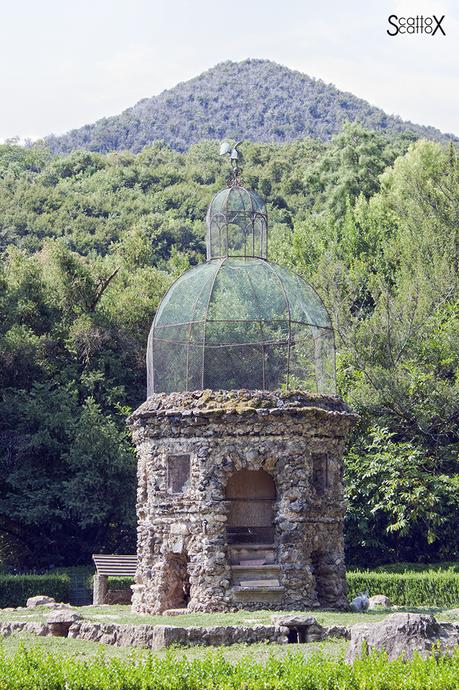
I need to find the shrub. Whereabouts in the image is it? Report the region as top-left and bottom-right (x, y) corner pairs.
(0, 573), (70, 608)
(0, 647), (458, 689)
(107, 576), (133, 590)
(84, 574), (132, 591)
(347, 570), (459, 607)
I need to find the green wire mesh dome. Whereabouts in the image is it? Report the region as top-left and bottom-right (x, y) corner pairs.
(147, 171), (335, 397)
(147, 257), (335, 395)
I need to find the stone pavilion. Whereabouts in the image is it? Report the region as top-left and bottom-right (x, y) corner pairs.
(128, 152), (356, 613)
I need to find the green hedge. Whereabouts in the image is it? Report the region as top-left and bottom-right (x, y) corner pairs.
(107, 576), (133, 591)
(106, 572), (459, 607)
(0, 573), (70, 608)
(105, 572), (459, 605)
(347, 570), (459, 607)
(1, 646), (458, 689)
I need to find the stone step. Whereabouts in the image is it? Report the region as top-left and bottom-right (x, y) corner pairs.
(231, 581), (285, 603)
(231, 563), (281, 587)
(236, 578), (280, 588)
(229, 543), (275, 549)
(231, 564), (280, 572)
(233, 584), (284, 592)
(228, 544), (276, 565)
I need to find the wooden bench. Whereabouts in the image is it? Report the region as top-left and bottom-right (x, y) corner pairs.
(92, 554), (137, 605)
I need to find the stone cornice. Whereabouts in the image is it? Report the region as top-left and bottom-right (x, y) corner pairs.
(128, 389), (358, 425)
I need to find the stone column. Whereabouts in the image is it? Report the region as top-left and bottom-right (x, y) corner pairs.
(93, 573), (108, 605)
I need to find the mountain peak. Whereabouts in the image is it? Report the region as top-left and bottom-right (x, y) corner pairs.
(46, 59), (456, 155)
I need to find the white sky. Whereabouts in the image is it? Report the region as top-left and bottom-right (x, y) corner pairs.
(0, 0), (457, 141)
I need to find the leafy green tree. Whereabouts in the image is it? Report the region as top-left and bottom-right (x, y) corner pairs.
(304, 123), (414, 218)
(0, 239), (167, 566)
(345, 426), (458, 565)
(271, 140), (459, 564)
(0, 385), (135, 566)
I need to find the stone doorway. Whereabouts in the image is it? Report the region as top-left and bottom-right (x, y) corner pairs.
(225, 469), (276, 544)
(164, 553), (191, 609)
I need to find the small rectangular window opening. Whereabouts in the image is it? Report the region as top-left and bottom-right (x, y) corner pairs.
(167, 454), (191, 494)
(312, 453), (328, 495)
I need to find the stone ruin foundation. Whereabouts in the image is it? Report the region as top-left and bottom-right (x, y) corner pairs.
(128, 389), (357, 614)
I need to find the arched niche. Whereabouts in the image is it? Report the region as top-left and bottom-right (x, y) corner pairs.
(225, 469), (276, 544)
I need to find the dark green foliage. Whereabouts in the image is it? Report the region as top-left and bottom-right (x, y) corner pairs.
(347, 571), (459, 607)
(1, 646), (458, 689)
(0, 573), (69, 608)
(374, 562), (459, 573)
(45, 60), (457, 155)
(0, 241), (159, 566)
(270, 139), (459, 566)
(344, 427), (458, 566)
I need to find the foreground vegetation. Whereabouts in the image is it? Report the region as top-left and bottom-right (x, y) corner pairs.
(0, 127), (458, 569)
(0, 644), (458, 689)
(1, 606), (457, 686)
(0, 634), (347, 664)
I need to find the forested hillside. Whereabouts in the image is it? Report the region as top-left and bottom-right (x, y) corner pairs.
(0, 124), (458, 569)
(45, 60), (457, 155)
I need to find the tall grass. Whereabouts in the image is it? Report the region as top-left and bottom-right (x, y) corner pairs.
(0, 645), (457, 689)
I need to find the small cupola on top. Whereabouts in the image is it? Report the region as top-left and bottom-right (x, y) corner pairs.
(205, 141), (268, 260)
(147, 143), (335, 397)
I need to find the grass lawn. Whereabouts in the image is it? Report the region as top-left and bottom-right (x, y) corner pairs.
(1, 604), (458, 628)
(0, 632), (348, 663)
(1, 604), (457, 665)
(0, 605), (458, 672)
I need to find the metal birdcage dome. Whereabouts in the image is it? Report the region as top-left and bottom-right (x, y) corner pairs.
(146, 148), (335, 398)
(147, 256), (335, 396)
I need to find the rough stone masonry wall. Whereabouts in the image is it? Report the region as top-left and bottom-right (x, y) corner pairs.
(128, 390), (357, 614)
